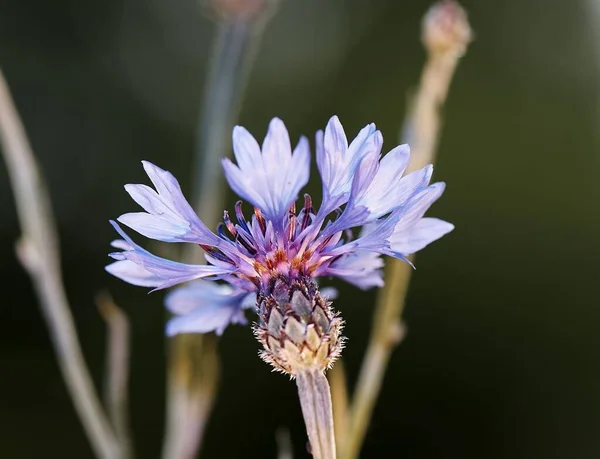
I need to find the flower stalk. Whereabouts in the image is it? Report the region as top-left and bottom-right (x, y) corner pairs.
(296, 370), (336, 459)
(338, 3), (472, 458)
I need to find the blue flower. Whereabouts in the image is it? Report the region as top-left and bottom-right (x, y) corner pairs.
(106, 116), (453, 335)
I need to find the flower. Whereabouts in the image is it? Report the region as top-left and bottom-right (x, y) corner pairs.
(106, 116), (453, 349)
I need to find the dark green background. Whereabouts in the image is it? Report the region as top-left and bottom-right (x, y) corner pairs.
(1, 0), (599, 457)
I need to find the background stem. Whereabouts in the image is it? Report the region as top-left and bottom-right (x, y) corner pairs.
(162, 4), (278, 458)
(338, 3), (472, 458)
(97, 292), (134, 459)
(0, 69), (121, 459)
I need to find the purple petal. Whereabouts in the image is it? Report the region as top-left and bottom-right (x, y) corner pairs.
(110, 239), (132, 251)
(391, 182), (447, 236)
(119, 161), (221, 245)
(166, 303), (247, 336)
(105, 260), (163, 287)
(331, 182), (447, 264)
(222, 118), (310, 223)
(390, 217), (454, 255)
(164, 281), (256, 335)
(108, 221), (233, 290)
(165, 281), (239, 315)
(324, 152), (380, 232)
(326, 251), (385, 290)
(319, 286), (339, 300)
(231, 125), (262, 170)
(316, 116), (382, 215)
(118, 212), (194, 243)
(333, 148), (432, 231)
(262, 117), (293, 166)
(350, 145), (416, 218)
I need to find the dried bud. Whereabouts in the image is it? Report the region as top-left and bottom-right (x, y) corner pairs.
(254, 278), (344, 377)
(422, 0), (473, 57)
(205, 0), (272, 21)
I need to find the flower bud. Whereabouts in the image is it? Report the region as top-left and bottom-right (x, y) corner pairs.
(422, 1), (473, 57)
(255, 278), (344, 376)
(205, 0), (272, 21)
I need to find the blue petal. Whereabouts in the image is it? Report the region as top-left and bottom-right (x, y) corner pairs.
(164, 281), (252, 335)
(332, 147), (433, 232)
(389, 182), (447, 237)
(118, 161), (221, 245)
(105, 260), (163, 287)
(222, 118), (310, 223)
(390, 217), (454, 255)
(166, 303), (247, 336)
(326, 251), (385, 290)
(331, 182), (447, 263)
(165, 281), (240, 315)
(316, 116), (382, 216)
(319, 286), (339, 300)
(108, 221), (234, 290)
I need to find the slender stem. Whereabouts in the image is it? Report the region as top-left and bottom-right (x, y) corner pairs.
(191, 18), (259, 229)
(0, 69), (121, 459)
(179, 335), (220, 459)
(341, 273), (407, 458)
(163, 4), (278, 458)
(97, 292), (134, 459)
(328, 360), (349, 448)
(276, 428), (294, 459)
(162, 333), (205, 459)
(402, 52), (459, 174)
(296, 370), (336, 459)
(340, 4), (472, 458)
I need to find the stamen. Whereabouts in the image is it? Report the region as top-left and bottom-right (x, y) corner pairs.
(210, 250), (234, 263)
(287, 212), (297, 242)
(236, 233), (258, 255)
(199, 245), (233, 263)
(217, 222), (229, 240)
(235, 201), (251, 233)
(223, 210), (238, 237)
(254, 207), (267, 234)
(315, 234), (334, 252)
(301, 194), (313, 231)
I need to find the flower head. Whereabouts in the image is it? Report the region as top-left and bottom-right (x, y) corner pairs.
(107, 116), (453, 371)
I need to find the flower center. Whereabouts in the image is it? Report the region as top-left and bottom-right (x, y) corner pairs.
(201, 195), (340, 287)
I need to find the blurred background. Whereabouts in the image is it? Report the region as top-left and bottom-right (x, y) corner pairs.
(1, 0), (599, 457)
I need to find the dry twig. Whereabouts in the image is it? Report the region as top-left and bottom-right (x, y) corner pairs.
(0, 69), (121, 459)
(339, 3), (472, 458)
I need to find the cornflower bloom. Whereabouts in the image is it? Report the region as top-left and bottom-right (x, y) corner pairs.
(106, 116), (453, 375)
